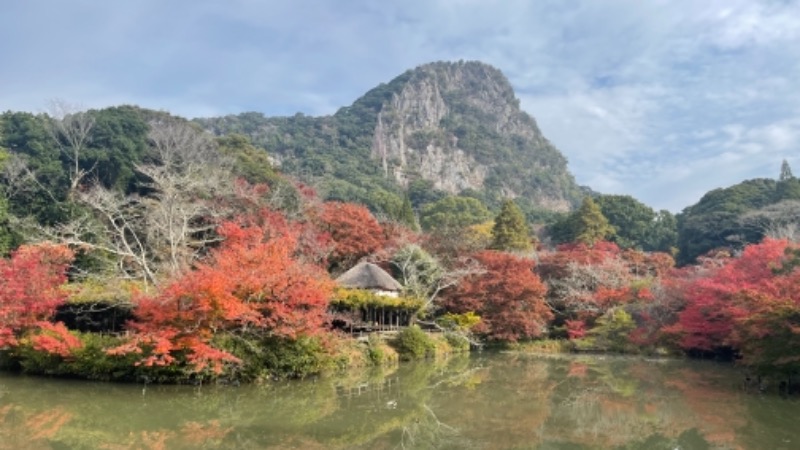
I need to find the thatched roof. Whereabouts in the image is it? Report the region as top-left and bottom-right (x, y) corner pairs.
(336, 262), (402, 291)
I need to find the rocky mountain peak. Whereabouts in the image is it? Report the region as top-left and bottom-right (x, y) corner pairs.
(197, 61), (582, 218)
(366, 61), (574, 211)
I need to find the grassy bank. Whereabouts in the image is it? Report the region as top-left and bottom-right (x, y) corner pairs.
(0, 326), (469, 384)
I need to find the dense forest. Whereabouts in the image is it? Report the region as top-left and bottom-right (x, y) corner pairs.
(2, 93), (800, 384)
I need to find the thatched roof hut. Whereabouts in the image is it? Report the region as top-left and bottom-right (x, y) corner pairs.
(336, 262), (402, 293)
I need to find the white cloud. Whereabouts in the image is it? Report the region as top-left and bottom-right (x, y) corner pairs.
(2, 0), (800, 212)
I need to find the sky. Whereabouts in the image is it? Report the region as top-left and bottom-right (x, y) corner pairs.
(2, 0), (799, 212)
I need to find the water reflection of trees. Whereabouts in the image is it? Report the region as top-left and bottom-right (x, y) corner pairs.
(2, 355), (800, 449)
(0, 355), (481, 449)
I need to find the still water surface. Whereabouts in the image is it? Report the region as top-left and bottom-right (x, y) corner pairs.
(1, 352), (799, 449)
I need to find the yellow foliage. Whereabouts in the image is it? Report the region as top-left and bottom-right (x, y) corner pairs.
(467, 221), (494, 248)
(64, 279), (144, 305)
(330, 288), (423, 310)
(439, 312), (482, 330)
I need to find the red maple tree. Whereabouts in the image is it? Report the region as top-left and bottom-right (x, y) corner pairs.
(443, 251), (552, 342)
(664, 238), (790, 352)
(109, 218), (334, 374)
(317, 201), (386, 270)
(0, 243), (74, 348)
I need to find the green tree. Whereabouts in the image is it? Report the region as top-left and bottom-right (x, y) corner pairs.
(419, 195), (492, 231)
(84, 106), (150, 193)
(216, 133), (277, 185)
(407, 178), (446, 209)
(584, 308), (636, 352)
(0, 111), (70, 225)
(397, 194), (418, 231)
(0, 148), (14, 254)
(642, 210), (678, 254)
(776, 160), (800, 201)
(677, 178), (776, 264)
(595, 195), (654, 249)
(547, 212), (578, 245)
(490, 199), (531, 251)
(391, 244), (443, 301)
(780, 159), (794, 181)
(575, 197), (614, 246)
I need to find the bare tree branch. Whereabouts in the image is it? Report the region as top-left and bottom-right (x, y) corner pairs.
(740, 200), (800, 242)
(46, 100), (95, 197)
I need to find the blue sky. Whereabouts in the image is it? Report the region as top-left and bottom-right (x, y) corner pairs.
(2, 0), (799, 212)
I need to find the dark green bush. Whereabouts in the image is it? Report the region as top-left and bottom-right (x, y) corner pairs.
(392, 326), (435, 360)
(218, 333), (330, 381)
(367, 333), (386, 364)
(260, 335), (329, 379)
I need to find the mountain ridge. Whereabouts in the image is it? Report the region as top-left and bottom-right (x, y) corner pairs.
(196, 61), (584, 219)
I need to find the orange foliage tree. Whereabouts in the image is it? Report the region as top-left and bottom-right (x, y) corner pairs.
(663, 238), (790, 354)
(443, 251), (551, 341)
(317, 201), (386, 271)
(664, 238), (800, 371)
(0, 243), (74, 349)
(109, 217), (334, 374)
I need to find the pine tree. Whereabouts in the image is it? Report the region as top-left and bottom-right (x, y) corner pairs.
(491, 199), (532, 251)
(575, 197), (615, 246)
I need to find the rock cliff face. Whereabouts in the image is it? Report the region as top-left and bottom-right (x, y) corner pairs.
(197, 61), (582, 215)
(366, 61), (576, 211)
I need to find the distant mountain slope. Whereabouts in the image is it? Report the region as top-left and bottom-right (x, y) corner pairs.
(677, 171), (800, 264)
(196, 61), (583, 219)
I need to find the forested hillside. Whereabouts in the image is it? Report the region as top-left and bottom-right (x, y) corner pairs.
(677, 162), (800, 264)
(2, 62), (800, 385)
(196, 61), (585, 223)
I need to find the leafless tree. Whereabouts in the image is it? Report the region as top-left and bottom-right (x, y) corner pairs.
(390, 244), (484, 318)
(44, 119), (235, 285)
(74, 187), (155, 284)
(137, 119), (234, 274)
(0, 153), (60, 204)
(546, 258), (630, 315)
(46, 100), (95, 197)
(740, 200), (800, 242)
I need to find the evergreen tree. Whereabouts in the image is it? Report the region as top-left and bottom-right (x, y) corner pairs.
(398, 194), (418, 231)
(776, 160), (800, 201)
(0, 148), (13, 254)
(491, 199), (532, 251)
(595, 194), (654, 249)
(575, 197), (615, 246)
(780, 159), (794, 181)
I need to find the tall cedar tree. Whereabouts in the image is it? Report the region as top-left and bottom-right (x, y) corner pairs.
(398, 195), (419, 231)
(491, 199), (532, 251)
(443, 251), (551, 342)
(575, 197), (615, 246)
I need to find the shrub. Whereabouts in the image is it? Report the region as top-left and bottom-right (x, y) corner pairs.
(574, 308), (637, 353)
(392, 326), (435, 360)
(367, 333), (385, 364)
(12, 331), (150, 381)
(259, 335), (329, 379)
(444, 333), (470, 353)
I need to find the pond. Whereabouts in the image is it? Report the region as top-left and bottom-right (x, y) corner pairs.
(1, 352), (799, 449)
